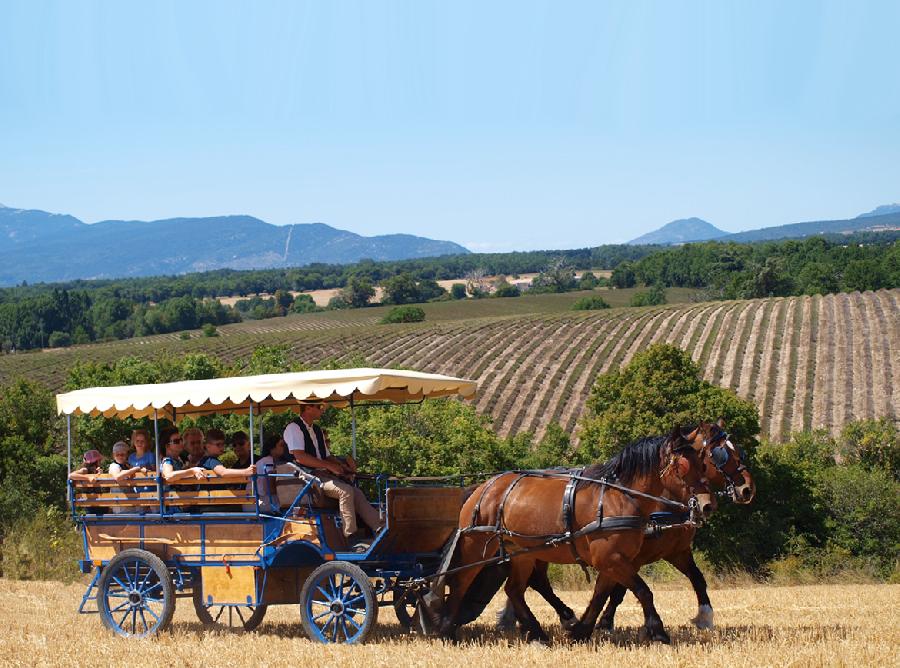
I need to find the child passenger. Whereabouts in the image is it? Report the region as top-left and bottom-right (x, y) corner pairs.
(128, 429), (156, 471)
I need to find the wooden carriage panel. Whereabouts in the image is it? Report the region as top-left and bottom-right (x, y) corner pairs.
(202, 524), (265, 557)
(382, 487), (464, 553)
(261, 566), (315, 604)
(199, 566), (257, 605)
(86, 524), (142, 561)
(143, 524), (202, 556)
(275, 517), (320, 545)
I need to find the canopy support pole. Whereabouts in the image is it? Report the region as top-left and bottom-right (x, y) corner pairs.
(248, 403), (255, 465)
(257, 403), (263, 464)
(350, 396), (357, 460)
(66, 415), (72, 475)
(153, 409), (163, 515)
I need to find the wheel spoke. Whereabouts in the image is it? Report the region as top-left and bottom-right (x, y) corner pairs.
(345, 607), (367, 616)
(139, 609), (149, 634)
(110, 600), (130, 613)
(235, 606), (246, 625)
(312, 609), (332, 622)
(214, 606), (226, 622)
(344, 590), (363, 606)
(144, 604), (160, 623)
(131, 608), (138, 635)
(138, 568), (153, 592)
(315, 586), (332, 602)
(118, 609), (130, 630)
(345, 614), (362, 632)
(112, 576), (130, 592)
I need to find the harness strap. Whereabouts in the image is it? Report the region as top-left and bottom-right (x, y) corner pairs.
(561, 468), (588, 574)
(469, 473), (506, 528)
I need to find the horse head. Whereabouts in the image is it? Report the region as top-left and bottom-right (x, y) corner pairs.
(696, 418), (755, 504)
(662, 425), (716, 518)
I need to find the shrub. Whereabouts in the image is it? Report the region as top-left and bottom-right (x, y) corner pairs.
(1, 507), (82, 581)
(493, 279), (520, 298)
(290, 293), (321, 313)
(450, 283), (467, 300)
(47, 331), (71, 348)
(572, 296), (610, 311)
(179, 331), (191, 340)
(202, 323), (218, 337)
(630, 284), (667, 307)
(380, 306), (426, 324)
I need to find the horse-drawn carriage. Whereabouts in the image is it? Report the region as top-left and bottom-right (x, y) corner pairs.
(60, 368), (476, 642)
(62, 368), (755, 645)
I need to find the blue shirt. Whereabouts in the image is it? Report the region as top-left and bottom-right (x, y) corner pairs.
(128, 451), (156, 471)
(198, 455), (222, 470)
(161, 456), (182, 472)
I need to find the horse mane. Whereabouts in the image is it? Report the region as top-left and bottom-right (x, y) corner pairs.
(579, 427), (695, 487)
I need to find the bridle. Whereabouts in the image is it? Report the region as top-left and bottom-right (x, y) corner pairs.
(704, 427), (748, 497)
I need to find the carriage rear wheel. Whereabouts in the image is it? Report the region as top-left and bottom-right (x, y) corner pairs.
(192, 570), (267, 632)
(300, 561), (377, 644)
(97, 549), (175, 638)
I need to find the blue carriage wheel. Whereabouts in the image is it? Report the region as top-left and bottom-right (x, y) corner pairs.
(97, 549), (175, 638)
(299, 561), (378, 644)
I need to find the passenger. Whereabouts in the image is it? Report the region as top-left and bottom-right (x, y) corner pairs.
(254, 435), (287, 512)
(198, 429), (256, 478)
(108, 441), (146, 481)
(68, 450), (106, 514)
(231, 431), (253, 469)
(160, 428), (205, 482)
(68, 449), (104, 481)
(182, 427), (205, 468)
(283, 403), (383, 551)
(128, 429), (156, 471)
(107, 441), (147, 514)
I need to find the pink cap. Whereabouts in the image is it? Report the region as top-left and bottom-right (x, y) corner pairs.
(82, 449), (103, 465)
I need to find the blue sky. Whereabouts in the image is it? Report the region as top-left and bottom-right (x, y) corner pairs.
(2, 1), (898, 251)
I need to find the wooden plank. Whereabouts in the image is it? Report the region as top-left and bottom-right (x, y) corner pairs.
(144, 524), (202, 556)
(383, 487), (463, 553)
(200, 566), (256, 605)
(261, 566), (314, 605)
(203, 524), (264, 556)
(86, 524), (140, 561)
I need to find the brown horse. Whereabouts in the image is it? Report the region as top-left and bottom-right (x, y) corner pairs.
(430, 425), (715, 644)
(495, 419), (755, 634)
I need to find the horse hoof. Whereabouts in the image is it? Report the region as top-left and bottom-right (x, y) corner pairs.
(638, 626), (671, 644)
(691, 604), (714, 630)
(561, 616), (580, 632)
(567, 622), (593, 642)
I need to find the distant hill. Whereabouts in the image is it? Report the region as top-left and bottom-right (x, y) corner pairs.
(0, 205), (469, 285)
(719, 211), (900, 243)
(857, 203), (900, 218)
(628, 217), (727, 245)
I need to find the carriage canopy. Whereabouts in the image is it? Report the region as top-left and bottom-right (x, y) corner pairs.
(55, 367), (477, 420)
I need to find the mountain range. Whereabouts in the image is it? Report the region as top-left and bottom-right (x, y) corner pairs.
(0, 206), (469, 285)
(627, 205), (900, 245)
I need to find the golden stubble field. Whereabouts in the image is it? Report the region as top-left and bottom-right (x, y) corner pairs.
(0, 580), (896, 667)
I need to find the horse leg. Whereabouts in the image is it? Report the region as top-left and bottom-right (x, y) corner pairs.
(566, 575), (614, 641)
(667, 549), (714, 629)
(527, 561), (577, 629)
(497, 561), (577, 632)
(628, 573), (670, 644)
(504, 558), (551, 644)
(595, 583), (627, 631)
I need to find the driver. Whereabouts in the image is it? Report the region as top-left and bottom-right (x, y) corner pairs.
(283, 402), (383, 550)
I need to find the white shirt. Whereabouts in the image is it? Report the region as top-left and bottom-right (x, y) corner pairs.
(283, 420), (330, 460)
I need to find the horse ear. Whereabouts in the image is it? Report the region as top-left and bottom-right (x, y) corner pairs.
(716, 416), (727, 428)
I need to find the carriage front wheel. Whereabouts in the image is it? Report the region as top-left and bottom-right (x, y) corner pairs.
(97, 549), (175, 637)
(299, 561), (377, 644)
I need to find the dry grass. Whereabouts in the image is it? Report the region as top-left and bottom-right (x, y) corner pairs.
(0, 580), (896, 667)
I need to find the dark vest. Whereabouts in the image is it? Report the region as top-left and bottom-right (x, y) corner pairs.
(293, 419), (328, 460)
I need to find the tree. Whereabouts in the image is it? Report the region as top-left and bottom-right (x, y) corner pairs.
(450, 283), (467, 300)
(610, 262), (636, 288)
(492, 278), (520, 298)
(382, 273), (420, 305)
(465, 269), (489, 298)
(339, 277), (375, 308)
(578, 344), (760, 462)
(531, 258), (577, 293)
(290, 294), (320, 313)
(572, 295), (610, 311)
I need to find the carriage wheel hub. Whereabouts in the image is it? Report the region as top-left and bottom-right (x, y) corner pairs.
(330, 600), (344, 615)
(128, 591), (143, 606)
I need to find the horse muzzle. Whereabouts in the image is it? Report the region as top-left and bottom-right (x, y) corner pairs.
(695, 492), (716, 518)
(733, 482), (755, 504)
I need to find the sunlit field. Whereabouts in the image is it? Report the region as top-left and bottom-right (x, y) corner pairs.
(0, 580), (896, 667)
